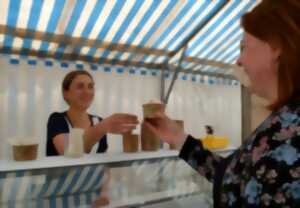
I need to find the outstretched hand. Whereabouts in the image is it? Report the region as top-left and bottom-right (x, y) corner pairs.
(143, 112), (187, 149)
(101, 113), (139, 134)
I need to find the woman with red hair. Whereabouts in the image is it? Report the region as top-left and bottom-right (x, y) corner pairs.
(145, 0), (300, 207)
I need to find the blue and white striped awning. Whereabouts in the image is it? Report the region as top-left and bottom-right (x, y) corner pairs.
(0, 0), (259, 77)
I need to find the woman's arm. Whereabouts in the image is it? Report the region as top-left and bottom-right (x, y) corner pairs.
(48, 113), (138, 155)
(144, 112), (230, 182)
(179, 135), (229, 182)
(47, 112), (69, 156)
(52, 134), (66, 155)
(248, 136), (300, 207)
(83, 121), (106, 153)
(83, 113), (139, 153)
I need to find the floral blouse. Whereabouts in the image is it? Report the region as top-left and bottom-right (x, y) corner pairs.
(179, 101), (300, 208)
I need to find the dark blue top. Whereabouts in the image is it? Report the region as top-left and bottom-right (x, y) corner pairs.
(46, 112), (108, 156)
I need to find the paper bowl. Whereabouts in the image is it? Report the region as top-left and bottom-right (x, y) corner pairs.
(8, 138), (39, 161)
(12, 144), (38, 161)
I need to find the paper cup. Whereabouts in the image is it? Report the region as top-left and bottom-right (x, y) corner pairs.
(141, 123), (161, 151)
(142, 103), (165, 118)
(123, 133), (139, 153)
(64, 128), (84, 158)
(13, 144), (38, 161)
(170, 120), (184, 150)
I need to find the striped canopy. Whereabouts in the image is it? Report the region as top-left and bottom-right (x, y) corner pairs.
(0, 0), (259, 77)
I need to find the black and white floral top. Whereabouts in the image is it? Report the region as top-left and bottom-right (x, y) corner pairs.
(179, 101), (300, 207)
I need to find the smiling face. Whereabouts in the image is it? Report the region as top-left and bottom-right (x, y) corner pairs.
(63, 74), (95, 111)
(236, 32), (280, 102)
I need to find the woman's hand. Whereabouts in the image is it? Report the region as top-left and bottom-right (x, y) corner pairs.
(100, 113), (139, 134)
(143, 112), (188, 149)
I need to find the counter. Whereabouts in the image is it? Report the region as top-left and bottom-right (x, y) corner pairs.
(0, 150), (179, 172)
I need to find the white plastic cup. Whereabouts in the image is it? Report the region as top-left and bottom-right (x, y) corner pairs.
(64, 128), (84, 158)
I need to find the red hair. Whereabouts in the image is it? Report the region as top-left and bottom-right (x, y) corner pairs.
(242, 0), (300, 110)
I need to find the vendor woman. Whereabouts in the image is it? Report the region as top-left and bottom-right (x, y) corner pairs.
(46, 70), (138, 156)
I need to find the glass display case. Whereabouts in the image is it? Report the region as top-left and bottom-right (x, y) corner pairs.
(0, 149), (233, 207)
